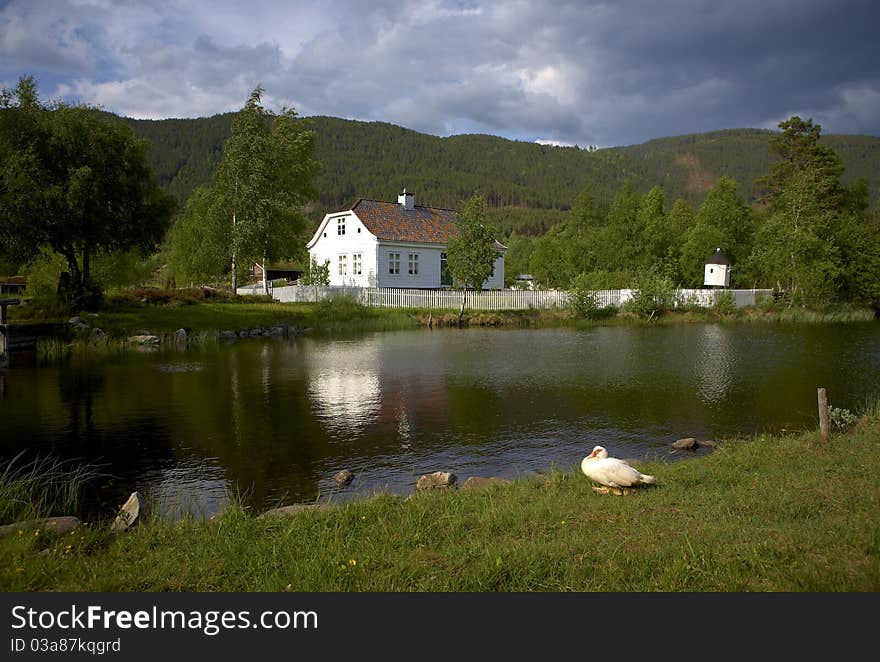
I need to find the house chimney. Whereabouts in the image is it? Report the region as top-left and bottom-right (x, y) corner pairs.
(398, 188), (414, 210)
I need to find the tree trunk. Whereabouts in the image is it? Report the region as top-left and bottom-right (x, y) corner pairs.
(457, 289), (466, 328)
(231, 211), (238, 292)
(81, 245), (90, 287)
(261, 254), (268, 295)
(57, 246), (82, 310)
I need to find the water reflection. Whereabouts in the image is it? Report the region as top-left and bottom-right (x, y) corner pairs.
(306, 339), (381, 435)
(695, 324), (734, 404)
(0, 323), (877, 516)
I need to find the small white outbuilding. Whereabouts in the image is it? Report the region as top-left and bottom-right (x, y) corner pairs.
(704, 248), (731, 287)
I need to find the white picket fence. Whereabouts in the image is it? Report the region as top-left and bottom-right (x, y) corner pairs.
(240, 284), (773, 311)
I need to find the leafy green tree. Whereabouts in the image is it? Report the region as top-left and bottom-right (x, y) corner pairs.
(502, 231), (535, 286)
(679, 176), (751, 286)
(446, 195), (500, 324)
(602, 181), (642, 270)
(751, 117), (846, 303)
(662, 198), (695, 282)
(638, 185), (671, 270)
(168, 186), (230, 285)
(0, 75), (175, 309)
(174, 86), (319, 292)
(569, 186), (604, 239)
(833, 179), (880, 305)
(527, 228), (577, 289)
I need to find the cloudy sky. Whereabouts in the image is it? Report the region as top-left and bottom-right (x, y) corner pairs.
(1, 0), (877, 147)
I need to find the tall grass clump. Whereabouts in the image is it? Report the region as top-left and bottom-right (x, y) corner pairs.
(307, 296), (417, 334)
(36, 335), (134, 365)
(859, 394), (880, 420)
(0, 453), (103, 524)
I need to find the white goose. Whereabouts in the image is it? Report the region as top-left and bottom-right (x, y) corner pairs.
(580, 446), (655, 488)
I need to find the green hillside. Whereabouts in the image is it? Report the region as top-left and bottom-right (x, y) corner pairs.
(124, 114), (880, 235)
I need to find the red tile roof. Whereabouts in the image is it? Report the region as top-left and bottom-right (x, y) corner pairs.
(348, 198), (458, 244)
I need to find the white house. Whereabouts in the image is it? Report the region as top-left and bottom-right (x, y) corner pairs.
(306, 190), (505, 289)
(704, 248), (732, 287)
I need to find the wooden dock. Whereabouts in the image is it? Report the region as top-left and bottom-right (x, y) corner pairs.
(1, 299), (61, 367)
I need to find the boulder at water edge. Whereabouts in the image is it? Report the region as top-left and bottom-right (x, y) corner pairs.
(333, 470), (355, 487)
(0, 516), (81, 538)
(416, 471), (457, 491)
(111, 491), (144, 532)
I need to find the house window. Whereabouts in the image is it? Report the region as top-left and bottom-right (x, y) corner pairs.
(353, 253), (363, 276)
(338, 254), (348, 275)
(408, 253), (419, 275)
(388, 252), (400, 275)
(337, 218), (345, 235)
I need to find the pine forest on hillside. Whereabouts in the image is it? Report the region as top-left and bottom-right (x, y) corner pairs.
(124, 113), (880, 230)
(1, 78), (878, 309)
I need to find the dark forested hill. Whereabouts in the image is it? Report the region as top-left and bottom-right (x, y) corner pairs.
(124, 114), (880, 235)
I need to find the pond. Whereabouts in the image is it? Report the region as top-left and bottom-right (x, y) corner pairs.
(1, 323), (878, 518)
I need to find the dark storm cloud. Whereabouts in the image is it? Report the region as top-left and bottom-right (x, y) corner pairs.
(1, 0), (877, 145)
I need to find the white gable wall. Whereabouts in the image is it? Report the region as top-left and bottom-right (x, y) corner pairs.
(704, 263), (731, 287)
(308, 211), (379, 287)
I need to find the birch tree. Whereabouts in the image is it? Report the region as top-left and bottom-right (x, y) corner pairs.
(446, 195), (500, 325)
(171, 86), (319, 291)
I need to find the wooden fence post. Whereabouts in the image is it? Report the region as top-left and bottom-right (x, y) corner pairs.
(817, 387), (830, 442)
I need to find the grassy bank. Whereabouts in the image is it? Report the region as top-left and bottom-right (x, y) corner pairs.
(2, 407), (877, 592)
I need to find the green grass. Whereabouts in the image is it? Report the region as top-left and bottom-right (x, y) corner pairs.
(2, 404), (878, 592)
(88, 298), (417, 337)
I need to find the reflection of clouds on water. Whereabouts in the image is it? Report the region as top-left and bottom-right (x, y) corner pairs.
(139, 458), (231, 520)
(695, 324), (734, 404)
(307, 339), (381, 435)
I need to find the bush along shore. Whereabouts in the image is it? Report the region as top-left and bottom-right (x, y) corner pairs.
(1, 401), (878, 592)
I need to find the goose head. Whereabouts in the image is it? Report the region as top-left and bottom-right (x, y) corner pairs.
(586, 446), (608, 460)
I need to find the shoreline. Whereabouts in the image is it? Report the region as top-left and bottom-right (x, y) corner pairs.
(1, 410), (877, 592)
(4, 296), (875, 365)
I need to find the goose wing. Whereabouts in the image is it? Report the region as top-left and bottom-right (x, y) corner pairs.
(595, 458), (644, 487)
